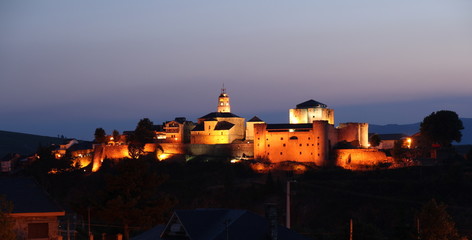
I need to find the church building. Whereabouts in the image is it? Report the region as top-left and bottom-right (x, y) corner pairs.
(190, 88), (246, 144)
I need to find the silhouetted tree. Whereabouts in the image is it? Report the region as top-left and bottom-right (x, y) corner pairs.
(94, 128), (107, 144)
(0, 196), (16, 240)
(134, 118), (155, 143)
(112, 129), (120, 142)
(94, 158), (175, 240)
(417, 199), (463, 240)
(392, 140), (408, 162)
(127, 118), (155, 159)
(420, 111), (464, 147)
(369, 134), (381, 148)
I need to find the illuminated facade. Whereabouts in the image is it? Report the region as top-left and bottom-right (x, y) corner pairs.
(254, 100), (370, 166)
(191, 89), (246, 144)
(245, 116), (264, 141)
(254, 121), (334, 166)
(217, 87), (231, 113)
(163, 117), (195, 143)
(289, 99), (335, 125)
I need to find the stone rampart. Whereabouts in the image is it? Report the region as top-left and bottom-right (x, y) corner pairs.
(335, 149), (389, 169)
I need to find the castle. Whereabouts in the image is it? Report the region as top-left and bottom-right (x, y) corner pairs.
(90, 88), (388, 171)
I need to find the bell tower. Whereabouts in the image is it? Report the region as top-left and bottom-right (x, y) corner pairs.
(217, 86), (231, 113)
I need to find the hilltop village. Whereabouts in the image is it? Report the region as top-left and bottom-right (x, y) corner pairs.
(71, 88), (390, 172)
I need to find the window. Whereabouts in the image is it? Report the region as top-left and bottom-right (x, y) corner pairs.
(299, 144), (302, 147)
(299, 152), (302, 155)
(307, 144), (309, 146)
(283, 144), (286, 147)
(268, 144), (270, 147)
(280, 137), (283, 140)
(28, 223), (49, 239)
(280, 152), (283, 155)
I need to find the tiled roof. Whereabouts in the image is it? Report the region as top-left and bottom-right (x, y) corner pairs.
(248, 116), (263, 122)
(157, 209), (311, 240)
(200, 112), (241, 119)
(214, 121), (235, 130)
(192, 123), (205, 131)
(0, 177), (64, 215)
(296, 99), (327, 109)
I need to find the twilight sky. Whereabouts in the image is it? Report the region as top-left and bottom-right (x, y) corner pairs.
(1, 0), (472, 140)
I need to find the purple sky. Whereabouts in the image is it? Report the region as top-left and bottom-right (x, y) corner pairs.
(1, 1), (472, 140)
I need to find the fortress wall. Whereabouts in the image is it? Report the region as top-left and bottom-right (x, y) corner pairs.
(335, 149), (388, 169)
(337, 122), (369, 147)
(92, 143), (254, 169)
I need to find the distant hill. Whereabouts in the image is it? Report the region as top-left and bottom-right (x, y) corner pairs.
(370, 118), (472, 145)
(0, 130), (66, 157)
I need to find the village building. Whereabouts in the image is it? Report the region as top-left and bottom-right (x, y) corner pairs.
(0, 178), (65, 240)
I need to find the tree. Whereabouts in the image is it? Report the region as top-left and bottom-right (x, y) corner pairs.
(93, 158), (175, 240)
(94, 128), (107, 144)
(420, 111), (464, 147)
(127, 118), (155, 159)
(417, 199), (463, 240)
(369, 134), (381, 148)
(0, 196), (16, 240)
(134, 118), (155, 143)
(112, 129), (120, 142)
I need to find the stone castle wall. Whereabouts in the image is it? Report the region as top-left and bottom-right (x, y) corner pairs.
(335, 149), (388, 169)
(92, 143), (254, 170)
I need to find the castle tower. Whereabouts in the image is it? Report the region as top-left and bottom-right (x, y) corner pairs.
(217, 87), (231, 113)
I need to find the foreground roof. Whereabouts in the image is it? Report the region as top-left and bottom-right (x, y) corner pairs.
(156, 208), (311, 240)
(296, 99), (327, 109)
(0, 177), (64, 216)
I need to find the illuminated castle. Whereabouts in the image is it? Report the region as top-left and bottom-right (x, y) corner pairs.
(91, 89), (387, 171)
(254, 99), (370, 166)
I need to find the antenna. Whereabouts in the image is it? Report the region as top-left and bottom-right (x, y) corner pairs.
(221, 83), (226, 94)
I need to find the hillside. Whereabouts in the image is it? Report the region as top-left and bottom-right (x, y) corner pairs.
(370, 118), (472, 145)
(0, 130), (66, 157)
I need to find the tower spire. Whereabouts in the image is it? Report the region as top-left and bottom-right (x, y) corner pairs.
(217, 85), (231, 113)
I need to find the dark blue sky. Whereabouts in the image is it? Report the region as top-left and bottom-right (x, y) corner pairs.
(1, 1), (472, 140)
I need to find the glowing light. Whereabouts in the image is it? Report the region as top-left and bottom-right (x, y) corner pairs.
(406, 138), (412, 148)
(110, 137), (114, 141)
(158, 154), (172, 161)
(230, 159), (241, 163)
(289, 129), (295, 132)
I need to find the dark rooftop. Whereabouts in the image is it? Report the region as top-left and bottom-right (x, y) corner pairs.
(156, 209), (311, 240)
(200, 112), (241, 119)
(191, 123), (205, 132)
(214, 121), (235, 130)
(248, 116), (263, 122)
(0, 177), (64, 214)
(296, 99), (327, 109)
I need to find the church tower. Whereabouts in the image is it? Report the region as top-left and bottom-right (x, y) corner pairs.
(217, 87), (231, 113)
